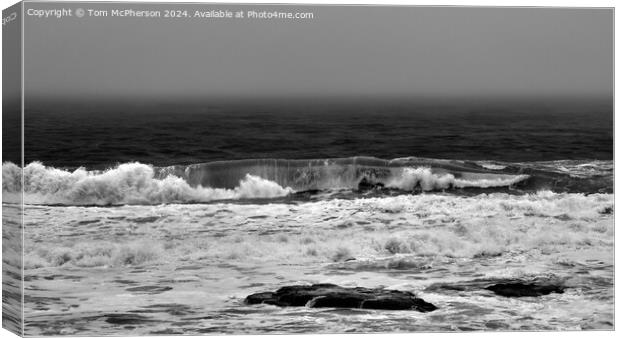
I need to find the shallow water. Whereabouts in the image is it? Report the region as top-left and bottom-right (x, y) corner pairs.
(18, 190), (614, 335)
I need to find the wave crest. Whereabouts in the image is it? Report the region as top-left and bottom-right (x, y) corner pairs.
(386, 167), (456, 191)
(3, 156), (611, 205)
(385, 167), (529, 191)
(3, 162), (294, 205)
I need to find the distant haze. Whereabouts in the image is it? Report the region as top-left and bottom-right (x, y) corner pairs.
(23, 4), (612, 103)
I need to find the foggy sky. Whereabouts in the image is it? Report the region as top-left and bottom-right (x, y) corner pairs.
(23, 4), (613, 102)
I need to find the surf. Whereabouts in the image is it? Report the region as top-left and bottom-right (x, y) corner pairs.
(2, 161), (293, 205)
(2, 156), (612, 206)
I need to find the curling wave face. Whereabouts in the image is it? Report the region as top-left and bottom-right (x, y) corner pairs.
(2, 156), (612, 205)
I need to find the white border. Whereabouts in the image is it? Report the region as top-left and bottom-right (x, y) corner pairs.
(0, 1), (617, 338)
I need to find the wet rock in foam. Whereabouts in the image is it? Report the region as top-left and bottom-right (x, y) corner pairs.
(245, 283), (437, 312)
(485, 282), (565, 297)
(427, 278), (566, 297)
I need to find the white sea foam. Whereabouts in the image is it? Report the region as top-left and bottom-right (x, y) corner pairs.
(476, 162), (508, 170)
(15, 161), (613, 334)
(3, 162), (294, 205)
(386, 167), (528, 191)
(23, 191), (613, 269)
(2, 162), (532, 205)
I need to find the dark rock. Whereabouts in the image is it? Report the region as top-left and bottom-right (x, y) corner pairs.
(245, 292), (278, 305)
(486, 282), (564, 297)
(427, 278), (566, 298)
(245, 283), (437, 312)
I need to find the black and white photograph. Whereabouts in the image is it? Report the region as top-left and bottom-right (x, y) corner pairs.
(1, 0), (615, 336)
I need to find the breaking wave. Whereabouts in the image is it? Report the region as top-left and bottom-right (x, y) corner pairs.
(2, 162), (293, 205)
(2, 156), (612, 205)
(386, 167), (528, 191)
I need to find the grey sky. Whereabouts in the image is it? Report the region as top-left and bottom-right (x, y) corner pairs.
(23, 4), (613, 101)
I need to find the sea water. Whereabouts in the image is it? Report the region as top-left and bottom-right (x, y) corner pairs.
(2, 106), (613, 334)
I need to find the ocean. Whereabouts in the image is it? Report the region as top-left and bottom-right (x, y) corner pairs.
(2, 103), (614, 334)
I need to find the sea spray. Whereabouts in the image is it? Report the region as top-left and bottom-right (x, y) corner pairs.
(3, 157), (613, 205)
(4, 162), (294, 205)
